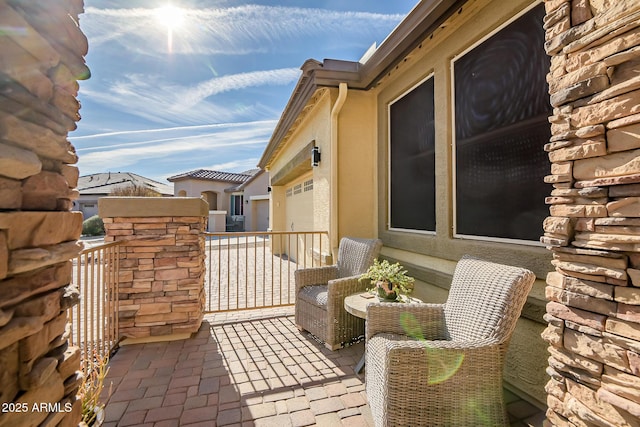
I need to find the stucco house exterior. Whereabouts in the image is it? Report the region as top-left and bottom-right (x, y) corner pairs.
(260, 0), (640, 416)
(168, 169), (270, 232)
(76, 172), (174, 219)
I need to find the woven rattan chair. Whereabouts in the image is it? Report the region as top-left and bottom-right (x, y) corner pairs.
(295, 237), (382, 350)
(365, 255), (535, 427)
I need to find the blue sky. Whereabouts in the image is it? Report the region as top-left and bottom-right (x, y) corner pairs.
(70, 0), (418, 183)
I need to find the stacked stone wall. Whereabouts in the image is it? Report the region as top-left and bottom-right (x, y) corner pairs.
(100, 200), (207, 341)
(0, 0), (88, 426)
(541, 0), (640, 425)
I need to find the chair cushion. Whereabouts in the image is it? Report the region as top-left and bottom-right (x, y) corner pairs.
(298, 285), (328, 308)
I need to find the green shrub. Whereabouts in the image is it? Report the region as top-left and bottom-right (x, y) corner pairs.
(82, 215), (105, 236)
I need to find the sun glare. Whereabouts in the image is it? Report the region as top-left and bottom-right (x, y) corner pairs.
(155, 5), (185, 30)
(155, 4), (185, 53)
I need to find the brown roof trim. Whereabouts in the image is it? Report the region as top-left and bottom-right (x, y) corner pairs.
(358, 0), (467, 89)
(258, 0), (467, 170)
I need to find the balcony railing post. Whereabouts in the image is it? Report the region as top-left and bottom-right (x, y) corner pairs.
(203, 231), (329, 313)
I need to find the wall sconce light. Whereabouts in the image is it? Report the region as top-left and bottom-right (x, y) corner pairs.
(311, 146), (321, 167)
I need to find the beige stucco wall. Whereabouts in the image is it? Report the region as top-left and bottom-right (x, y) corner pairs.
(268, 88), (378, 240)
(373, 0), (551, 406)
(337, 90), (378, 240)
(268, 90), (333, 235)
(172, 179), (232, 212)
(242, 172), (270, 231)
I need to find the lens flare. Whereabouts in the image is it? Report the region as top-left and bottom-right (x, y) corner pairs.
(399, 312), (465, 385)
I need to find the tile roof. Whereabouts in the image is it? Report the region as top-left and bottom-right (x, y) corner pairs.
(167, 168), (259, 184)
(78, 172), (174, 196)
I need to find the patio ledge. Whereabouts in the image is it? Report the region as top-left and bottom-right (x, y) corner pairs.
(99, 196), (209, 218)
(120, 332), (192, 346)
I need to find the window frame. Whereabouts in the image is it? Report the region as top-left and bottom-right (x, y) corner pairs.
(229, 193), (244, 216)
(450, 1), (547, 247)
(387, 72), (437, 236)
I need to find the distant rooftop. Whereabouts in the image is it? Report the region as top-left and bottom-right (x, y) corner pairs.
(78, 172), (174, 196)
(167, 168), (260, 184)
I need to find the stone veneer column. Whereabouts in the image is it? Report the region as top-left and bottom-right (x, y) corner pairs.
(0, 1), (89, 426)
(99, 197), (208, 344)
(541, 0), (640, 425)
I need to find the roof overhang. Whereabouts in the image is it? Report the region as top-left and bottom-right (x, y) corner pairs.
(258, 0), (468, 170)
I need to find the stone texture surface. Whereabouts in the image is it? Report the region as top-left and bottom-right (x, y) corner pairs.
(102, 203), (207, 340)
(0, 1), (87, 426)
(542, 0), (640, 425)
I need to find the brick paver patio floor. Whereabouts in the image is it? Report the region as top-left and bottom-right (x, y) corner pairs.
(101, 307), (546, 426)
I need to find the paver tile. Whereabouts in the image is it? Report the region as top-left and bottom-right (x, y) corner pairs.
(103, 311), (545, 427)
(118, 409), (148, 427)
(126, 396), (164, 412)
(104, 401), (128, 423)
(241, 402), (277, 420)
(315, 412), (342, 427)
(253, 414), (294, 427)
(309, 397), (345, 415)
(216, 407), (241, 426)
(181, 406), (218, 425)
(340, 392), (366, 408)
(169, 375), (201, 389)
(145, 405), (184, 423)
(184, 395), (208, 409)
(108, 387), (145, 403)
(289, 409), (315, 427)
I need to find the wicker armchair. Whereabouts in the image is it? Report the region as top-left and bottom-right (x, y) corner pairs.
(365, 255), (535, 427)
(295, 237), (382, 350)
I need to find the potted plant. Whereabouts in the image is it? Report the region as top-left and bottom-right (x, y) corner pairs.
(360, 259), (415, 301)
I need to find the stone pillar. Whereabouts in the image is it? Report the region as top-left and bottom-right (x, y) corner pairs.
(0, 1), (88, 426)
(99, 197), (208, 344)
(541, 0), (640, 425)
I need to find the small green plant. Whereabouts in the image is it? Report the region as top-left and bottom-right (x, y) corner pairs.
(79, 351), (112, 426)
(82, 215), (105, 236)
(360, 259), (415, 298)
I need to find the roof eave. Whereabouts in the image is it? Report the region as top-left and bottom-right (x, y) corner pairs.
(258, 0), (468, 169)
(358, 0), (467, 89)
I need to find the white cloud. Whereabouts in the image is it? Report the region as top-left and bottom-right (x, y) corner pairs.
(75, 120), (275, 173)
(207, 158), (260, 173)
(180, 68), (300, 109)
(82, 5), (404, 56)
(71, 120), (276, 143)
(80, 69), (297, 125)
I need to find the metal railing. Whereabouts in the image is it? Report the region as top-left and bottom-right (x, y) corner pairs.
(68, 241), (121, 368)
(204, 231), (330, 312)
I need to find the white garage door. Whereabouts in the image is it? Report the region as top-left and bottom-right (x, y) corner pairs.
(285, 178), (313, 232)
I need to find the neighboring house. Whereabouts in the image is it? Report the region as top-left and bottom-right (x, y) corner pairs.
(168, 169), (270, 232)
(258, 0), (552, 407)
(76, 172), (174, 219)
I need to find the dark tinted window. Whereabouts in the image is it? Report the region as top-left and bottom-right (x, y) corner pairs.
(454, 4), (551, 241)
(390, 77), (436, 232)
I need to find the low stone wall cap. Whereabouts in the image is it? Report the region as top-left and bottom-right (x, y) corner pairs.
(99, 197), (209, 218)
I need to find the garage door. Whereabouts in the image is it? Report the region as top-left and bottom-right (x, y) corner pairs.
(254, 199), (269, 231)
(285, 178), (313, 232)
